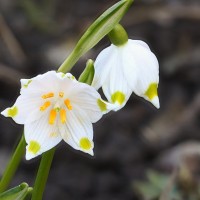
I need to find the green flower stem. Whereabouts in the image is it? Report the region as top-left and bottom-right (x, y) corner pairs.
(58, 49), (80, 73)
(58, 0), (133, 73)
(0, 134), (26, 193)
(31, 148), (55, 200)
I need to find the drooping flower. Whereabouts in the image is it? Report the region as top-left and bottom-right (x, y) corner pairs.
(1, 71), (112, 160)
(92, 26), (159, 110)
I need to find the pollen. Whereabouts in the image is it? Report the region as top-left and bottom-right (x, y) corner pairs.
(64, 99), (73, 110)
(60, 109), (66, 124)
(40, 101), (51, 111)
(42, 92), (54, 99)
(49, 109), (57, 125)
(28, 141), (41, 154)
(59, 92), (64, 98)
(79, 138), (92, 150)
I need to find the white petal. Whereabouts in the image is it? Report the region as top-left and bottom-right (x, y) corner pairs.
(121, 43), (139, 90)
(151, 96), (160, 109)
(62, 79), (114, 122)
(124, 41), (159, 108)
(1, 94), (44, 124)
(20, 78), (32, 93)
(25, 113), (62, 160)
(2, 71), (61, 124)
(101, 47), (133, 110)
(59, 108), (94, 155)
(92, 45), (115, 90)
(64, 73), (77, 81)
(128, 39), (150, 51)
(69, 82), (103, 123)
(55, 72), (77, 81)
(20, 71), (60, 96)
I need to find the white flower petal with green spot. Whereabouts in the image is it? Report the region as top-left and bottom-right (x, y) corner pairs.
(59, 107), (94, 155)
(93, 39), (160, 109)
(125, 40), (159, 108)
(25, 114), (62, 160)
(68, 81), (113, 122)
(1, 71), (110, 160)
(1, 94), (43, 124)
(101, 46), (132, 110)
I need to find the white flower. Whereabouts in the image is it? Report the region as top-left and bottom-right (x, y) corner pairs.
(1, 71), (112, 160)
(92, 39), (160, 110)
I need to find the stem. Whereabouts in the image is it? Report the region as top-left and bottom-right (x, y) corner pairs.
(58, 49), (80, 73)
(0, 134), (26, 193)
(31, 148), (55, 200)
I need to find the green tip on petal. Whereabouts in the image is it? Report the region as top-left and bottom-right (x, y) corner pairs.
(7, 106), (18, 118)
(28, 141), (41, 155)
(97, 99), (107, 112)
(23, 80), (32, 88)
(111, 91), (125, 105)
(145, 83), (158, 100)
(79, 138), (92, 150)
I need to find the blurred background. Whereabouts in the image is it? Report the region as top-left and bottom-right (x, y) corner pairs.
(0, 0), (200, 199)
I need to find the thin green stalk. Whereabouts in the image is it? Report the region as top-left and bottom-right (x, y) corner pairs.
(58, 0), (133, 73)
(0, 134), (26, 193)
(58, 49), (80, 73)
(31, 148), (55, 200)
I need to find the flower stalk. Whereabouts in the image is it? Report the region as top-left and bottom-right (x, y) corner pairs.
(31, 148), (55, 200)
(58, 0), (133, 73)
(0, 135), (26, 193)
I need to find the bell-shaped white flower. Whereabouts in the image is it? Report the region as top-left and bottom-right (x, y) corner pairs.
(92, 39), (160, 110)
(1, 71), (112, 160)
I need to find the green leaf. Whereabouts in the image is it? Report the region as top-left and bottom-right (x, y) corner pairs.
(147, 170), (169, 190)
(78, 59), (94, 84)
(133, 181), (160, 200)
(58, 0), (133, 73)
(0, 183), (32, 200)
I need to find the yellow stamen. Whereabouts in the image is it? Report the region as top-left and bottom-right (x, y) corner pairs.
(42, 92), (54, 99)
(60, 109), (66, 124)
(64, 99), (72, 110)
(40, 101), (51, 111)
(49, 109), (57, 125)
(59, 92), (64, 98)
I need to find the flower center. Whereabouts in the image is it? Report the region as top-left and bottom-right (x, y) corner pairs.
(40, 92), (72, 125)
